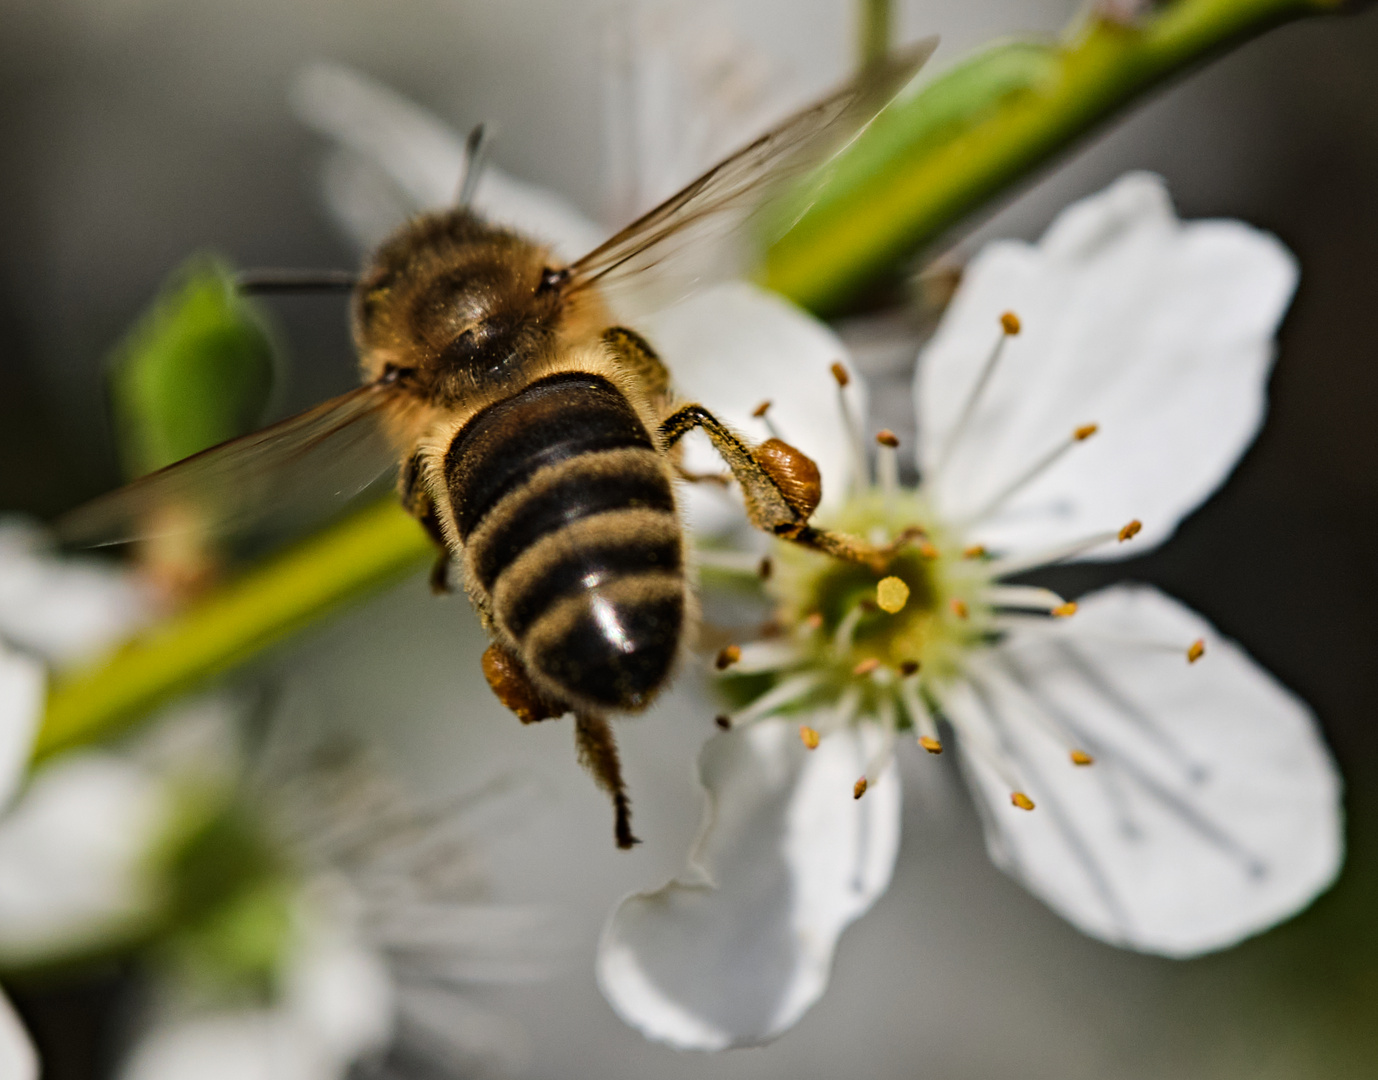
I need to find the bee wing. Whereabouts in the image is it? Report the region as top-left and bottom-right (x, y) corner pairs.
(564, 39), (937, 316)
(59, 383), (401, 549)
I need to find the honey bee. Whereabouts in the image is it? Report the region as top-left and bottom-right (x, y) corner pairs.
(63, 43), (934, 848)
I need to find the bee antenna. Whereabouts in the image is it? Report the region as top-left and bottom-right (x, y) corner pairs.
(235, 269), (358, 295)
(457, 122), (491, 208)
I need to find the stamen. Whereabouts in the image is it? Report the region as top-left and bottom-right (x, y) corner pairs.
(934, 312), (1021, 475)
(728, 641), (800, 674)
(1070, 750), (1094, 766)
(752, 399), (784, 442)
(1187, 639), (1206, 663)
(715, 644), (742, 670)
(800, 725), (821, 750)
(918, 539), (940, 559)
(732, 672), (823, 726)
(715, 715), (732, 730)
(805, 611), (824, 631)
(984, 584), (1073, 614)
(758, 556), (773, 580)
(986, 524), (1138, 578)
(852, 657), (881, 677)
(830, 361), (868, 492)
(962, 422), (1100, 526)
(1052, 602), (1078, 618)
(963, 544), (987, 559)
(876, 430), (900, 499)
(899, 660), (920, 677)
(1011, 791), (1036, 811)
(876, 576), (910, 613)
(950, 598), (969, 619)
(854, 777), (868, 799)
(1119, 519), (1142, 541)
(899, 679), (942, 752)
(833, 605), (865, 652)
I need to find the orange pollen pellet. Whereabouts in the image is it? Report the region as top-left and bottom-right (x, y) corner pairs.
(1011, 791), (1036, 811)
(876, 429), (900, 448)
(919, 736), (943, 754)
(800, 725), (821, 750)
(1074, 423), (1099, 441)
(1070, 750), (1094, 766)
(1187, 639), (1206, 664)
(1052, 601), (1078, 618)
(853, 777), (868, 799)
(852, 657), (881, 677)
(963, 544), (987, 559)
(950, 598), (969, 619)
(1119, 519), (1142, 542)
(1000, 311), (1021, 335)
(715, 715), (732, 730)
(752, 399), (772, 418)
(830, 361), (851, 387)
(715, 644), (742, 670)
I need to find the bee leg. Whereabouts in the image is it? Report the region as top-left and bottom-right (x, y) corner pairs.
(399, 452), (455, 594)
(481, 644), (565, 724)
(603, 326), (671, 405)
(659, 405), (889, 571)
(574, 713), (639, 850)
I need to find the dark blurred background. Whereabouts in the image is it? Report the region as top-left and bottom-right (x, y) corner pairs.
(3, 1), (1378, 1077)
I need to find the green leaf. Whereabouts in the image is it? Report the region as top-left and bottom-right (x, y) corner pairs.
(109, 256), (280, 480)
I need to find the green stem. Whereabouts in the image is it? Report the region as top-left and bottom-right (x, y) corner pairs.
(33, 500), (431, 762)
(33, 0), (1351, 759)
(765, 0), (1347, 314)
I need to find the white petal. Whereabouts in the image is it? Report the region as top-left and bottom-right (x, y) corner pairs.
(119, 1012), (341, 1080)
(915, 172), (1298, 557)
(0, 994), (37, 1080)
(940, 584), (1341, 957)
(637, 282), (863, 536)
(597, 716), (900, 1049)
(0, 643), (42, 810)
(0, 753), (171, 964)
(291, 63), (604, 260)
(0, 520), (150, 666)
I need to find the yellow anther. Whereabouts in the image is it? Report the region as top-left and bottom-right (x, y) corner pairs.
(899, 660), (920, 677)
(800, 725), (821, 750)
(1073, 423), (1099, 441)
(876, 576), (910, 614)
(950, 598), (969, 619)
(1187, 638), (1206, 664)
(752, 399), (772, 418)
(715, 644), (742, 670)
(852, 657), (881, 677)
(715, 715), (732, 730)
(830, 361), (851, 387)
(875, 429), (900, 448)
(963, 544), (987, 559)
(853, 777), (868, 799)
(919, 736), (943, 754)
(918, 540), (940, 559)
(1119, 519), (1142, 542)
(1000, 311), (1021, 336)
(1052, 601), (1078, 618)
(1070, 750), (1094, 766)
(1011, 791), (1036, 811)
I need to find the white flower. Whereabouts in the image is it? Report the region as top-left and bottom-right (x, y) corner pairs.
(0, 518), (153, 1078)
(595, 173), (1343, 1049)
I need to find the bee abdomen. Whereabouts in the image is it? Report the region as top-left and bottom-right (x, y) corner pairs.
(448, 373), (685, 712)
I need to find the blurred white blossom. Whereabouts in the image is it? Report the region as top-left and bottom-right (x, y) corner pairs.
(596, 173), (1343, 1049)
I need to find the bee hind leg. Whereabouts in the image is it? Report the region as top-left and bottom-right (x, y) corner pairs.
(399, 452), (455, 594)
(659, 404), (889, 571)
(574, 713), (639, 850)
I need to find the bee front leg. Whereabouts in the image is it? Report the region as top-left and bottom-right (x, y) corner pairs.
(399, 452), (454, 594)
(659, 404), (889, 571)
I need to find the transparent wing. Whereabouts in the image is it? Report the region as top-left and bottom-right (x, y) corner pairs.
(59, 383), (401, 549)
(565, 39), (937, 317)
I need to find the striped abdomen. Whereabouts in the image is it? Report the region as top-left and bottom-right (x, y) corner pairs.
(445, 372), (684, 713)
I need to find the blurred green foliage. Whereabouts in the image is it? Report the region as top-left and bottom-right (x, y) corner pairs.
(108, 257), (279, 481)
